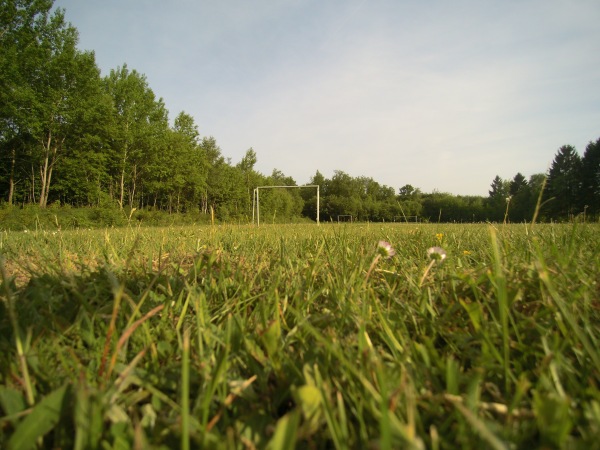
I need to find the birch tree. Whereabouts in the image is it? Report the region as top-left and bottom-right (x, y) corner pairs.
(103, 65), (168, 208)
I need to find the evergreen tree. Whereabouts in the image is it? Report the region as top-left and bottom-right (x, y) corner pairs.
(544, 145), (582, 219)
(580, 138), (600, 216)
(487, 175), (510, 221)
(509, 173), (527, 196)
(508, 173), (530, 222)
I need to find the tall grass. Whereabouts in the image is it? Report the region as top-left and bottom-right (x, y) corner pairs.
(0, 222), (599, 448)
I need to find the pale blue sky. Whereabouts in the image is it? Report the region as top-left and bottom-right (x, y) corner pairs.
(54, 0), (600, 195)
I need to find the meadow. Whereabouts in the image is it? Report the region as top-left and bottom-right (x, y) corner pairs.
(0, 222), (599, 449)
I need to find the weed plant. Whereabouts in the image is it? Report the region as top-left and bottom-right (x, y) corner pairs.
(0, 223), (599, 449)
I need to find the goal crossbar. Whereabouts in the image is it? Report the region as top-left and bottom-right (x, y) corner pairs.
(253, 185), (320, 226)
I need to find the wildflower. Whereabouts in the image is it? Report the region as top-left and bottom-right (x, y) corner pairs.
(427, 246), (447, 262)
(420, 246), (447, 287)
(436, 233), (443, 243)
(377, 240), (396, 259)
(463, 250), (472, 256)
(366, 240), (396, 284)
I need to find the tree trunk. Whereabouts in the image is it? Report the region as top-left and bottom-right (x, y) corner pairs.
(38, 134), (62, 208)
(39, 133), (52, 208)
(7, 147), (15, 205)
(45, 164), (54, 206)
(128, 164), (137, 209)
(119, 166), (125, 209)
(31, 166), (36, 203)
(201, 192), (208, 214)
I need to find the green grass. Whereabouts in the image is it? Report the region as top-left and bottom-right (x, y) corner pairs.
(0, 222), (599, 448)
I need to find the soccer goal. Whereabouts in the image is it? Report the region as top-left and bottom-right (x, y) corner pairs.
(252, 185), (320, 226)
(337, 215), (353, 223)
(393, 215), (419, 223)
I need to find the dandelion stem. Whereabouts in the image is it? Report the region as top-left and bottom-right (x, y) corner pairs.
(364, 254), (381, 285)
(419, 259), (436, 287)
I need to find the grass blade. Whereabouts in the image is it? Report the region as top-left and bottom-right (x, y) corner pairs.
(8, 384), (70, 450)
(266, 410), (300, 450)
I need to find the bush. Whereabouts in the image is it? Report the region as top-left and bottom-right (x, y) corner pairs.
(0, 205), (237, 231)
(0, 204), (125, 231)
(133, 208), (211, 226)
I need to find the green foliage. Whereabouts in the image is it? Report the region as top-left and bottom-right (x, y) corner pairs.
(0, 223), (599, 447)
(103, 64), (170, 210)
(421, 192), (485, 223)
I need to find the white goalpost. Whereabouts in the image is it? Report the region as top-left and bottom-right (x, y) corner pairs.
(252, 185), (320, 226)
(393, 215), (420, 223)
(337, 215), (353, 223)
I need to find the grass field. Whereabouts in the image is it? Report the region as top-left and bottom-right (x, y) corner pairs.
(1, 222), (599, 449)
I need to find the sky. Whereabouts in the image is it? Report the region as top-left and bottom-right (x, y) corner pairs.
(54, 0), (600, 196)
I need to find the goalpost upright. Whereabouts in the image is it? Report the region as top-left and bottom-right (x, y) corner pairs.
(252, 185), (320, 226)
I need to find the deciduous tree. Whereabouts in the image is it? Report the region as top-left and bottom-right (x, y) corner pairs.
(1, 0), (102, 207)
(104, 65), (168, 208)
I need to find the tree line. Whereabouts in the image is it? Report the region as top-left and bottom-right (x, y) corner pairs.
(300, 140), (598, 223)
(1, 1), (599, 224)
